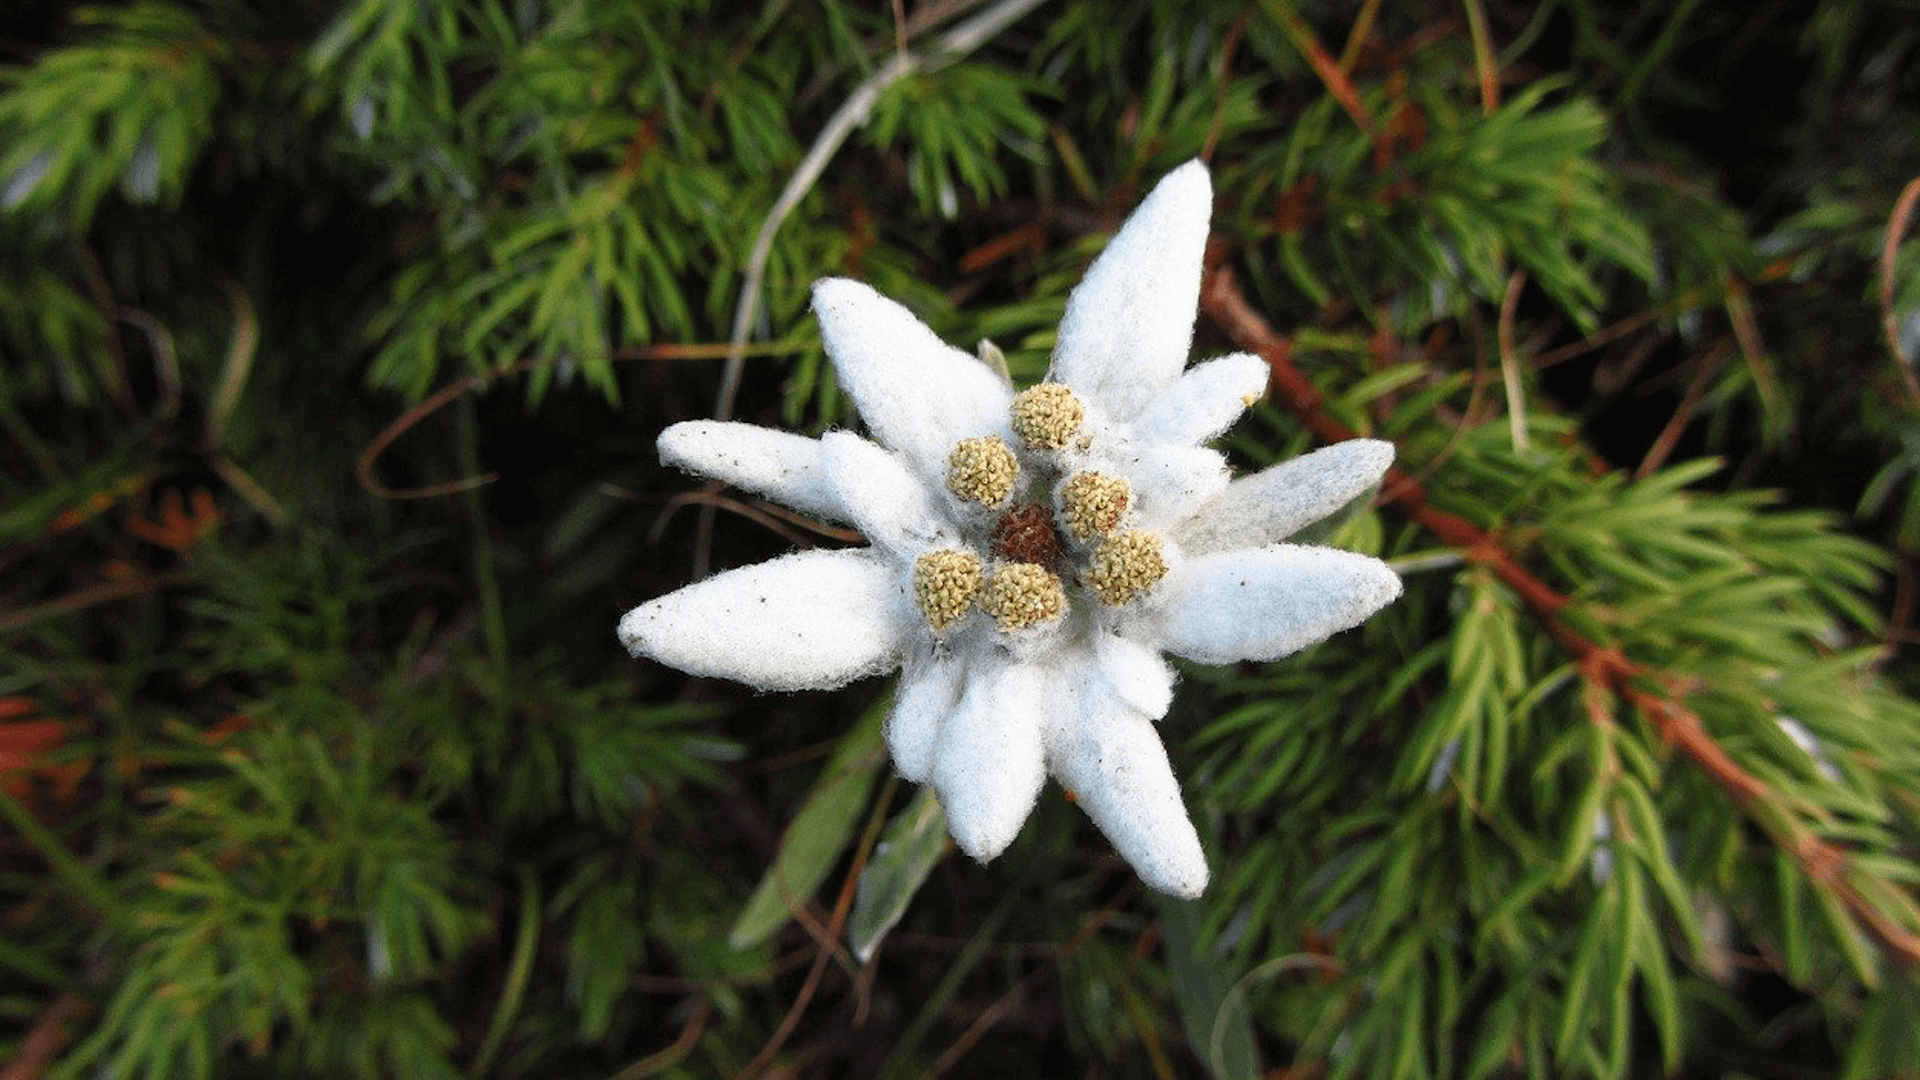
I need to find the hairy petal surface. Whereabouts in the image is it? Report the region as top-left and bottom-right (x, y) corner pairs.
(657, 421), (845, 525)
(812, 278), (1013, 477)
(1172, 439), (1395, 555)
(887, 649), (966, 784)
(1119, 444), (1234, 528)
(1159, 546), (1403, 664)
(818, 431), (945, 557)
(1048, 686), (1208, 898)
(618, 550), (913, 691)
(933, 660), (1050, 862)
(1132, 352), (1270, 449)
(1092, 628), (1175, 719)
(626, 161), (1407, 899)
(1050, 160), (1212, 420)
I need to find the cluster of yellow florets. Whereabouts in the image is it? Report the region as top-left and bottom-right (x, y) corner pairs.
(1009, 383), (1084, 450)
(913, 382), (1177, 634)
(1086, 529), (1168, 605)
(978, 562), (1067, 631)
(912, 549), (983, 631)
(914, 548), (1072, 633)
(1059, 471), (1129, 539)
(945, 436), (1019, 507)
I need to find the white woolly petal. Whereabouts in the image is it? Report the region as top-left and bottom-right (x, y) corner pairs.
(1093, 629), (1175, 719)
(811, 278), (1014, 477)
(1048, 689), (1207, 897)
(618, 549), (912, 690)
(818, 431), (944, 556)
(1051, 160), (1212, 421)
(887, 650), (966, 784)
(932, 660), (1049, 862)
(657, 421), (845, 524)
(1172, 439), (1396, 555)
(1160, 545), (1402, 664)
(1119, 443), (1234, 529)
(1133, 353), (1270, 448)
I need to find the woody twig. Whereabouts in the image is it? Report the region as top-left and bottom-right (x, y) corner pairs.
(1201, 264), (1920, 969)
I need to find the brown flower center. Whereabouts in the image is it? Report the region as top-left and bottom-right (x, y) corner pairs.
(990, 502), (1063, 566)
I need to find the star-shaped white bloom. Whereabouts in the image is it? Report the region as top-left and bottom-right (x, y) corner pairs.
(619, 161), (1401, 897)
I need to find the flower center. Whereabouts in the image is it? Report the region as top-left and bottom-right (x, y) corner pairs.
(1085, 530), (1168, 606)
(945, 435), (1018, 507)
(1009, 383), (1084, 450)
(1059, 471), (1129, 539)
(990, 502), (1063, 566)
(979, 563), (1066, 630)
(915, 385), (1175, 634)
(913, 549), (983, 631)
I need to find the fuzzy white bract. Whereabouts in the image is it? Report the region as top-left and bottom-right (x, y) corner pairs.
(619, 161), (1402, 897)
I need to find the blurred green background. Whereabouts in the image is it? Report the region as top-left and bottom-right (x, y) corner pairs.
(6, 1), (1920, 1076)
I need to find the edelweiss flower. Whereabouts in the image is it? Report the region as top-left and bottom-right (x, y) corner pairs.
(619, 161), (1401, 897)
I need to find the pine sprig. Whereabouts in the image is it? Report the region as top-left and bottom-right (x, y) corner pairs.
(5, 1), (1920, 1076)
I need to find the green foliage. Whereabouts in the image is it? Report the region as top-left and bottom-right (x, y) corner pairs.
(0, 4), (222, 226)
(1244, 81), (1655, 332)
(869, 63), (1048, 220)
(6, 0), (1920, 1077)
(62, 723), (476, 1079)
(1192, 409), (1920, 1079)
(727, 697), (886, 950)
(847, 785), (950, 961)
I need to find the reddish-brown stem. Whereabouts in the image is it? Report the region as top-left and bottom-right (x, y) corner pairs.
(1201, 265), (1920, 969)
(1, 992), (94, 1080)
(1262, 0), (1387, 162)
(1880, 175), (1920, 405)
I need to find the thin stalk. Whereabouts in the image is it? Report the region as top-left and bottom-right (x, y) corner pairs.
(469, 864), (540, 1077)
(0, 394), (62, 483)
(456, 395), (511, 700)
(1615, 0), (1706, 111)
(0, 787), (124, 926)
(1462, 0), (1501, 114)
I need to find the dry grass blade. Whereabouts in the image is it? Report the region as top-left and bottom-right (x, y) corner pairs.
(1497, 268), (1529, 453)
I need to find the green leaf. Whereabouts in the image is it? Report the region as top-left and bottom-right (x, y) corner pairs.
(847, 785), (950, 962)
(1554, 881), (1616, 1064)
(1614, 779), (1706, 958)
(727, 697), (888, 950)
(1628, 882), (1682, 1074)
(1842, 977), (1920, 1080)
(1157, 896), (1260, 1080)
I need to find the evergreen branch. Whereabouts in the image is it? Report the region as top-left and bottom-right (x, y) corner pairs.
(714, 0), (1049, 425)
(1201, 264), (1920, 971)
(0, 787), (122, 925)
(1256, 0), (1385, 162)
